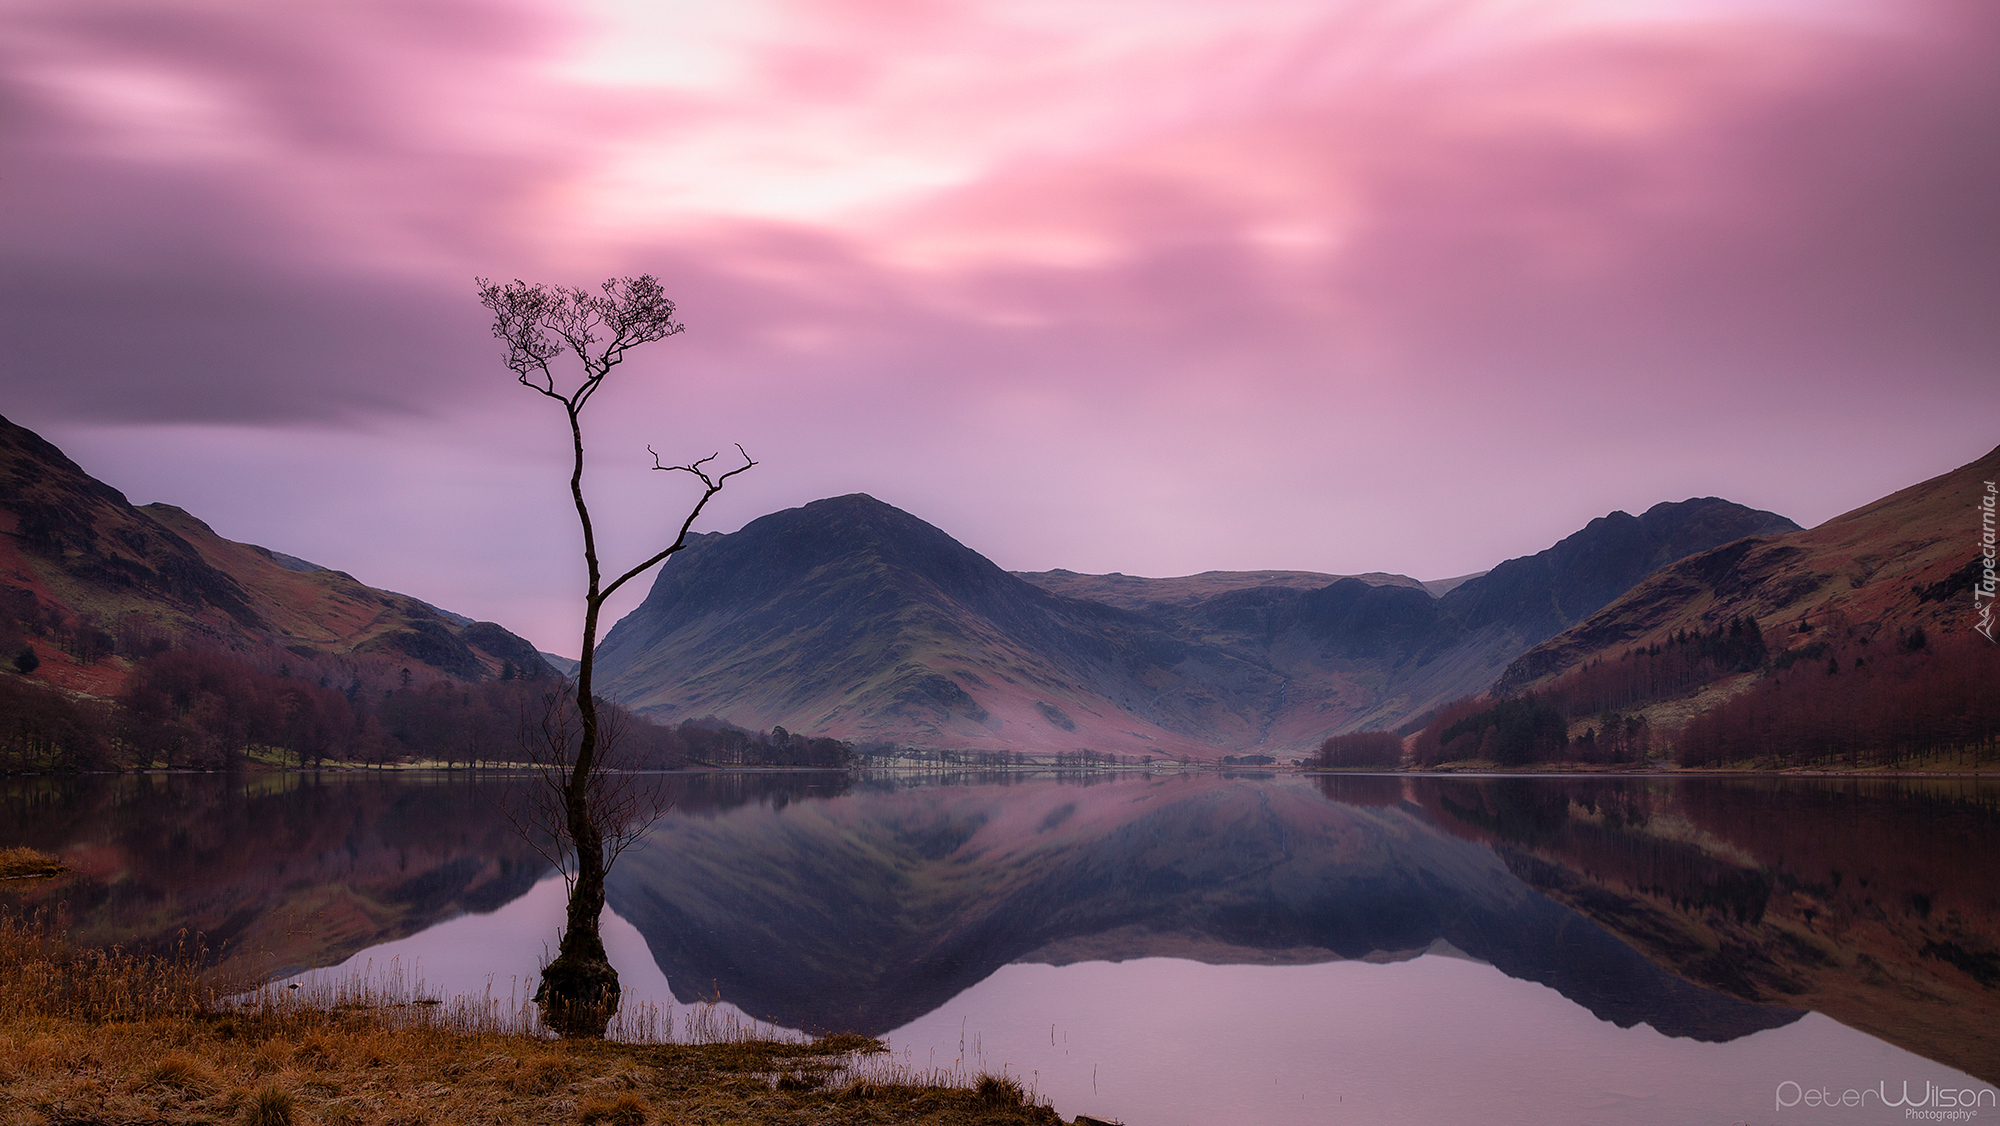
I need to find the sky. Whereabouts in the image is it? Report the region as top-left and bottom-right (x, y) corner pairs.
(3, 0), (1995, 655)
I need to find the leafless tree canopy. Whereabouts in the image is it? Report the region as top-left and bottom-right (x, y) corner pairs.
(481, 276), (680, 401)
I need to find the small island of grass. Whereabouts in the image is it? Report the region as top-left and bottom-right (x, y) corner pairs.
(0, 846), (66, 880)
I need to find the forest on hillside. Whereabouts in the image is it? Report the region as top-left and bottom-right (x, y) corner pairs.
(0, 614), (851, 775)
(1382, 617), (2000, 770)
(1674, 627), (2000, 768)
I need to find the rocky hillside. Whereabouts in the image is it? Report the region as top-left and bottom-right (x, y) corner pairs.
(1498, 443), (1999, 692)
(0, 413), (548, 692)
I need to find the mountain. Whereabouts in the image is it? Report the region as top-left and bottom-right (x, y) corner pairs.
(1497, 444), (2000, 693)
(1368, 498), (1798, 728)
(1115, 497), (1800, 740)
(593, 494), (1245, 759)
(1438, 498), (1802, 643)
(594, 492), (1795, 756)
(0, 413), (548, 692)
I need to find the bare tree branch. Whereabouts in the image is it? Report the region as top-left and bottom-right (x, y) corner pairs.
(597, 444), (759, 602)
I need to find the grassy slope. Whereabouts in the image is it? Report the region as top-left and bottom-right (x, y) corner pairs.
(143, 506), (431, 657)
(0, 1016), (1066, 1126)
(141, 504), (524, 680)
(0, 908), (1072, 1126)
(0, 414), (544, 700)
(0, 910), (1068, 1126)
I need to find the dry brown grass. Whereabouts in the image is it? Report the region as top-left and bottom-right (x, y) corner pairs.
(0, 848), (66, 881)
(0, 912), (1072, 1126)
(0, 911), (215, 1023)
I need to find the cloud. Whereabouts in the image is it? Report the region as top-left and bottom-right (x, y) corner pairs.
(3, 0), (1995, 643)
(0, 0), (573, 421)
(9, 0), (1991, 421)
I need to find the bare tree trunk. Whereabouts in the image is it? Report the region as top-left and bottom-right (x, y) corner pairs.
(534, 405), (623, 1038)
(538, 764), (618, 1036)
(481, 275), (751, 1038)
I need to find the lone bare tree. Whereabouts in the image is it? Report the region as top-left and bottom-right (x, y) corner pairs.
(477, 274), (753, 1036)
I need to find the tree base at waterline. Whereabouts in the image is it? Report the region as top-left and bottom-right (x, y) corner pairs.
(534, 952), (622, 1038)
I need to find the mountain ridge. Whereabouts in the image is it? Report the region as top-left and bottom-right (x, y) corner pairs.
(595, 489), (1798, 756)
(595, 494), (1238, 758)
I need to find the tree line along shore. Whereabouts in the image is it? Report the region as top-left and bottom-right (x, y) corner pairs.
(6, 611), (1997, 776)
(0, 643), (853, 775)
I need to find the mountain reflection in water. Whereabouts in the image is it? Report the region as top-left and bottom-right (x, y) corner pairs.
(5, 770), (1998, 1113)
(607, 772), (1805, 1046)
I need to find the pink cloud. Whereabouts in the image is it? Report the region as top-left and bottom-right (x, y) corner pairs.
(3, 0), (1994, 648)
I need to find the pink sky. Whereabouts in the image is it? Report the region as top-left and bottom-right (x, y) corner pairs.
(3, 0), (1995, 654)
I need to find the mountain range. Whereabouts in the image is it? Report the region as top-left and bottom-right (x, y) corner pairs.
(4, 409), (1987, 761)
(593, 492), (1796, 755)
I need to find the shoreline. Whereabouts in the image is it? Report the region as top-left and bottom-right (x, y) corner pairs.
(1303, 765), (2000, 778)
(5, 760), (1999, 779)
(0, 914), (1078, 1126)
(0, 1006), (1074, 1126)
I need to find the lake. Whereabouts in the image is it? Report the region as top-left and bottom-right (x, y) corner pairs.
(5, 769), (1997, 1124)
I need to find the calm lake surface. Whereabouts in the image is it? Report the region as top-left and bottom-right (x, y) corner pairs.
(5, 769), (1998, 1125)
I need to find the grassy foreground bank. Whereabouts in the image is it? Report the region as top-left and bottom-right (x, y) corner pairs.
(0, 913), (1071, 1126)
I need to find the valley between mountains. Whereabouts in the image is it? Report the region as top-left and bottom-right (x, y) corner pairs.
(2, 410), (1991, 762)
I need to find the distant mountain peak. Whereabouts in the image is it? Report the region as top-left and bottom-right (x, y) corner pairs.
(1437, 497), (1800, 641)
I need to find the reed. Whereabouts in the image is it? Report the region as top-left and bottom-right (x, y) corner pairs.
(0, 910), (214, 1023)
